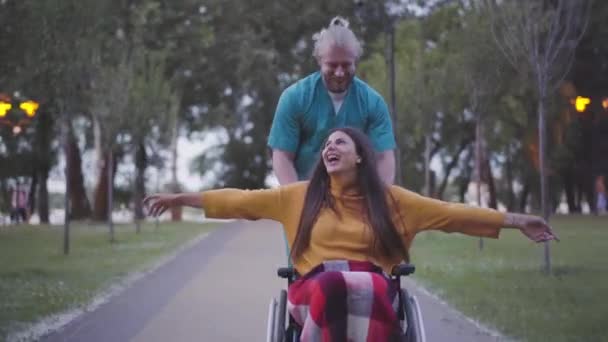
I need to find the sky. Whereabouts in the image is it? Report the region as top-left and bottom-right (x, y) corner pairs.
(47, 133), (229, 194)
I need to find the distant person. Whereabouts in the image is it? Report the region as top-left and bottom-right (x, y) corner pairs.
(592, 111), (608, 214)
(596, 175), (606, 214)
(10, 185), (28, 224)
(268, 16), (396, 185)
(145, 127), (558, 341)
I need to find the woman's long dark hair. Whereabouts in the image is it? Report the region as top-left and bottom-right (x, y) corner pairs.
(289, 127), (408, 263)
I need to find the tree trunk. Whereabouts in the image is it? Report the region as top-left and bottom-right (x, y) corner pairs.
(475, 114), (484, 250)
(538, 95), (551, 273)
(28, 172), (38, 218)
(505, 151), (516, 212)
(62, 118), (71, 255)
(458, 148), (474, 203)
(108, 150), (115, 242)
(538, 98), (549, 220)
(483, 157), (498, 209)
(424, 135), (432, 197)
(437, 140), (470, 200)
(66, 131), (92, 219)
(475, 113), (483, 207)
(170, 115), (182, 221)
(93, 151), (111, 221)
(133, 141), (147, 233)
(562, 167), (579, 213)
(37, 167), (49, 223)
(32, 108), (53, 224)
(519, 181), (530, 212)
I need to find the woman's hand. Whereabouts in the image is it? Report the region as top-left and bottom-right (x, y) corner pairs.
(143, 193), (181, 217)
(505, 213), (560, 243)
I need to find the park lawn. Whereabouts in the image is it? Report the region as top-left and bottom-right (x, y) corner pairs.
(409, 214), (608, 342)
(0, 221), (214, 340)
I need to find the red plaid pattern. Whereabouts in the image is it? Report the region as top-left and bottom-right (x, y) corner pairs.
(287, 260), (404, 342)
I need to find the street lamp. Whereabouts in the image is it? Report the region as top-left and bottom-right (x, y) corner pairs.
(20, 101), (39, 117)
(573, 96), (591, 113)
(0, 100), (11, 117)
(0, 94), (40, 135)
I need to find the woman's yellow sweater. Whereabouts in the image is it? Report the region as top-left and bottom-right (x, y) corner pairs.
(201, 181), (505, 275)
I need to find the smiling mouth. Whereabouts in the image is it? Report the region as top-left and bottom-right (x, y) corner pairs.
(325, 154), (340, 165)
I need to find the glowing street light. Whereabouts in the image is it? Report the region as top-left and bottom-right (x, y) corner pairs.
(0, 101), (11, 117)
(573, 96), (591, 112)
(602, 98), (608, 110)
(20, 100), (39, 117)
(0, 94), (40, 135)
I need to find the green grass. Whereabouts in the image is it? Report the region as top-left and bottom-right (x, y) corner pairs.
(0, 221), (214, 340)
(409, 215), (608, 342)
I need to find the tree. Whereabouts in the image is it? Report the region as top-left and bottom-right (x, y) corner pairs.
(125, 48), (176, 230)
(89, 54), (132, 240)
(487, 0), (591, 273)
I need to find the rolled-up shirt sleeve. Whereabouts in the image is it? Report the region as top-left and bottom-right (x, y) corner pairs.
(367, 95), (396, 152)
(268, 87), (300, 153)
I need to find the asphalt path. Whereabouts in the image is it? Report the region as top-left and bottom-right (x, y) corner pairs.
(40, 220), (507, 342)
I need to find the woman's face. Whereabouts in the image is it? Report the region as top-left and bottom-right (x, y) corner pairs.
(322, 131), (361, 175)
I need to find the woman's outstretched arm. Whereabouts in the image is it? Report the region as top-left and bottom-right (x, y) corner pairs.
(391, 186), (559, 243)
(144, 193), (204, 217)
(143, 184), (303, 223)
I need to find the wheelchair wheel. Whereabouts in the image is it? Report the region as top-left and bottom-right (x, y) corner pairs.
(267, 290), (288, 342)
(266, 297), (277, 342)
(401, 289), (426, 342)
(274, 290), (287, 342)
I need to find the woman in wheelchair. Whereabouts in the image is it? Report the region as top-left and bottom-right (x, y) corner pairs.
(145, 127), (558, 342)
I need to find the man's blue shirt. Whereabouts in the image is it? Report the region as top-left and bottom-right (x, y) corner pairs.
(268, 72), (396, 180)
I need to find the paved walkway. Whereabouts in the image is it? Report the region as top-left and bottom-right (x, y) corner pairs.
(40, 220), (506, 342)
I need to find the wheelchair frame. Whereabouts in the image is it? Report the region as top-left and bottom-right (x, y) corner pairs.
(266, 263), (426, 342)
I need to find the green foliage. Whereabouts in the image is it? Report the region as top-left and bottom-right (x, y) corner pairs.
(357, 1), (600, 211)
(184, 0), (369, 188)
(1, 0), (605, 210)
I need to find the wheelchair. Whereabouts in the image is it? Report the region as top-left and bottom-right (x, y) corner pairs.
(266, 263), (426, 342)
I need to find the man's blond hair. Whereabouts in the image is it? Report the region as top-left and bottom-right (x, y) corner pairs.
(313, 16), (363, 60)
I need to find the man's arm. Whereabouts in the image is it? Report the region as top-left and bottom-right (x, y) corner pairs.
(366, 93), (397, 185)
(272, 149), (299, 185)
(377, 149), (396, 185)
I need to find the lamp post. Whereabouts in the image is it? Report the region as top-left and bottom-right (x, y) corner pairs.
(386, 15), (402, 186)
(355, 0), (403, 185)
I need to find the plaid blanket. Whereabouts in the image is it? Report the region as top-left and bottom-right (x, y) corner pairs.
(287, 260), (403, 342)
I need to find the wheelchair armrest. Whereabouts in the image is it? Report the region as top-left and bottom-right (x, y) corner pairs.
(277, 267), (296, 279)
(391, 263), (415, 277)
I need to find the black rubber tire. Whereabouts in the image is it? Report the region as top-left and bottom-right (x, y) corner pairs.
(401, 289), (419, 342)
(267, 298), (277, 342)
(274, 290), (287, 342)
